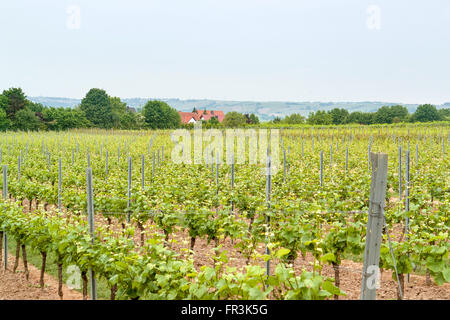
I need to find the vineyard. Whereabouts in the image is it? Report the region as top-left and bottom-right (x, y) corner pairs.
(0, 125), (449, 300)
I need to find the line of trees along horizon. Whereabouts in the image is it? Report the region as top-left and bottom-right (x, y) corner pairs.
(0, 87), (448, 131)
(273, 105), (449, 125)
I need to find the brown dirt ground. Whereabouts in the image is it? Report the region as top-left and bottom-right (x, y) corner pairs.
(0, 253), (83, 300)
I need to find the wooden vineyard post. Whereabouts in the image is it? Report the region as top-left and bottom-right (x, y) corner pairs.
(2, 165), (7, 270)
(283, 148), (286, 183)
(86, 167), (97, 300)
(361, 152), (388, 300)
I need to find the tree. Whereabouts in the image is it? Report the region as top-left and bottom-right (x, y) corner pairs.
(328, 108), (349, 125)
(204, 116), (220, 128)
(412, 104), (441, 122)
(249, 113), (260, 124)
(272, 117), (281, 124)
(119, 111), (139, 129)
(223, 112), (247, 127)
(307, 111), (332, 125)
(110, 97), (127, 128)
(27, 101), (45, 113)
(347, 112), (375, 125)
(109, 97), (138, 129)
(2, 88), (27, 119)
(389, 105), (409, 122)
(282, 113), (305, 124)
(42, 107), (90, 130)
(80, 88), (113, 128)
(143, 100), (181, 129)
(374, 105), (409, 124)
(361, 112), (375, 125)
(438, 108), (450, 121)
(0, 94), (9, 112)
(374, 106), (393, 124)
(13, 108), (41, 131)
(244, 113), (260, 124)
(0, 108), (11, 131)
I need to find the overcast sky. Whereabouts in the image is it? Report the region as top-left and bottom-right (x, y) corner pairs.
(1, 0), (449, 104)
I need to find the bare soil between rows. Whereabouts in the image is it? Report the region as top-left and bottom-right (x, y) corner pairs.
(1, 198), (449, 300)
(0, 253), (83, 300)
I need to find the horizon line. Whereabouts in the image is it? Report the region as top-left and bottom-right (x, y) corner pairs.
(28, 95), (450, 106)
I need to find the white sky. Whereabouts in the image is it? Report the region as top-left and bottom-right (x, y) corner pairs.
(1, 0), (449, 104)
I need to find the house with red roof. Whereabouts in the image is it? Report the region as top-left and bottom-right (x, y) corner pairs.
(179, 110), (225, 124)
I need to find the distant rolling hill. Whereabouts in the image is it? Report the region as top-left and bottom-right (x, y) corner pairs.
(29, 97), (449, 122)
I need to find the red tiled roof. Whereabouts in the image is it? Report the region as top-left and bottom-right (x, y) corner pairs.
(179, 112), (197, 123)
(179, 110), (225, 124)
